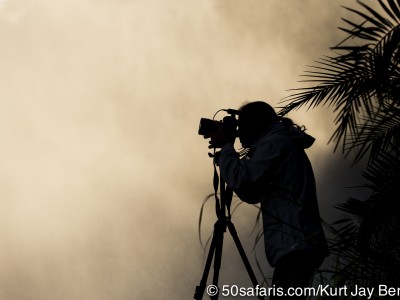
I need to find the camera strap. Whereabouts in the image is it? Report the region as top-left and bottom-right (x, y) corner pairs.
(213, 162), (222, 218)
(213, 160), (232, 220)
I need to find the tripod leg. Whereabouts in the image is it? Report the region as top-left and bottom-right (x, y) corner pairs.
(210, 219), (226, 300)
(194, 219), (225, 300)
(194, 230), (217, 300)
(227, 221), (265, 300)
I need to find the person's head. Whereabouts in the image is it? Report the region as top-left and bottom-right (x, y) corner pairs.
(238, 101), (278, 147)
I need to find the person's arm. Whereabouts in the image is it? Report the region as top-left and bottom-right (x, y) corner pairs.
(217, 141), (280, 189)
(233, 182), (262, 204)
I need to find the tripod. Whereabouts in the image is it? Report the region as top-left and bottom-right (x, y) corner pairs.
(194, 158), (264, 300)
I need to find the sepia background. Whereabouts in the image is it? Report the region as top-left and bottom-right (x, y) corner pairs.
(0, 0), (373, 299)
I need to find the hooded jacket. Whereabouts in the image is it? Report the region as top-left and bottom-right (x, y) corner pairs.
(218, 122), (329, 267)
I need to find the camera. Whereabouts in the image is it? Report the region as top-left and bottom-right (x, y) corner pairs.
(198, 109), (240, 138)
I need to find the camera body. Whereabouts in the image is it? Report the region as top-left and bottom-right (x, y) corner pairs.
(198, 115), (238, 138)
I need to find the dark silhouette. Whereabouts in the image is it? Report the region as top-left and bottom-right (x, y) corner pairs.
(209, 101), (329, 299)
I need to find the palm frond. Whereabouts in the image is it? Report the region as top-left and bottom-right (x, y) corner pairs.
(351, 105), (400, 163)
(280, 0), (400, 163)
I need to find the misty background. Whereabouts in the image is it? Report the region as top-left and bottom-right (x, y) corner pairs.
(0, 0), (372, 299)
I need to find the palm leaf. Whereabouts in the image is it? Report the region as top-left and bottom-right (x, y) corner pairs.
(280, 0), (400, 163)
(351, 105), (400, 163)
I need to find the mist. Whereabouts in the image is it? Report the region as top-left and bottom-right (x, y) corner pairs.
(0, 0), (374, 299)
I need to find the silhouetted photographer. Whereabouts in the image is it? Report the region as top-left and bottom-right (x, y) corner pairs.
(202, 101), (329, 299)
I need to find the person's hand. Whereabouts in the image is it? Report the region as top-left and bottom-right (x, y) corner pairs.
(208, 130), (235, 148)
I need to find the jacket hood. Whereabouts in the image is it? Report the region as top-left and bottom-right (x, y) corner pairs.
(252, 122), (315, 149)
(288, 126), (315, 149)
